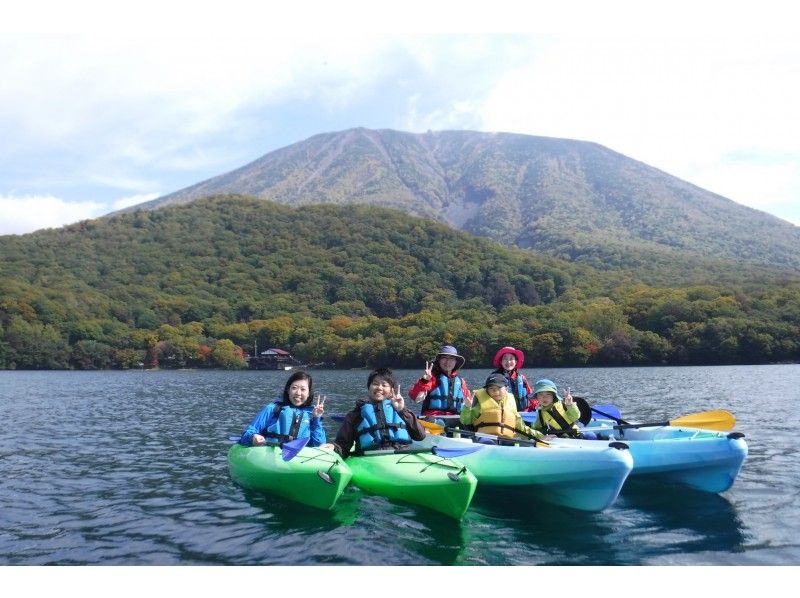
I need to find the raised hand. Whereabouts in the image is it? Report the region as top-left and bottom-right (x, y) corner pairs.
(462, 388), (473, 408)
(313, 393), (326, 417)
(563, 386), (573, 406)
(422, 361), (434, 380)
(390, 384), (405, 411)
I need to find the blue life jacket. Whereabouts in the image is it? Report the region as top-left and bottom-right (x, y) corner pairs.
(355, 400), (411, 451)
(422, 373), (465, 413)
(505, 372), (533, 411)
(263, 402), (313, 442)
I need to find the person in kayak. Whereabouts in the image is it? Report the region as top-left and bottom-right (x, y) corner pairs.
(238, 370), (327, 447)
(492, 345), (537, 412)
(459, 372), (544, 442)
(408, 345), (471, 419)
(529, 378), (584, 438)
(333, 367), (426, 459)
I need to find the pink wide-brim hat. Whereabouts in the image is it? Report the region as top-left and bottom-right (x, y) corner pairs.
(492, 346), (525, 369)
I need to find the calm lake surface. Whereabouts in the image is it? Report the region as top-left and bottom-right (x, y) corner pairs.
(1, 365), (798, 566)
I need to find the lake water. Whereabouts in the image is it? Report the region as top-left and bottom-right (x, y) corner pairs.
(1, 365), (798, 566)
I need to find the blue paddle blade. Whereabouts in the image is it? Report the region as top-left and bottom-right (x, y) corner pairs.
(520, 412), (537, 423)
(228, 435), (241, 442)
(591, 404), (622, 421)
(433, 445), (483, 458)
(281, 436), (310, 461)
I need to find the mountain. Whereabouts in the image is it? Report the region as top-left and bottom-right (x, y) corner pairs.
(128, 128), (800, 279)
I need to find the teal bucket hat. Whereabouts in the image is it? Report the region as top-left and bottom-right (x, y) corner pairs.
(532, 379), (560, 399)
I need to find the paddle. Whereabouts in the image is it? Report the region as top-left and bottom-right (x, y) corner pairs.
(587, 409), (736, 432)
(443, 427), (551, 448)
(591, 404), (625, 423)
(519, 399), (622, 425)
(362, 444), (483, 458)
(419, 419), (446, 434)
(227, 435), (310, 461)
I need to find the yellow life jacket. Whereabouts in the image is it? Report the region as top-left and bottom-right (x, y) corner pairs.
(473, 388), (521, 438)
(535, 401), (581, 436)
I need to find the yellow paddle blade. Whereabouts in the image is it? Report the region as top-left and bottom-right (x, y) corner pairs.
(419, 419), (444, 435)
(669, 409), (736, 431)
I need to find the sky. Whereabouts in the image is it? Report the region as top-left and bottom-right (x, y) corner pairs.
(1, 0), (799, 236)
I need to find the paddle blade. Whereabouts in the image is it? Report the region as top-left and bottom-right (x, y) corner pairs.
(433, 445), (483, 458)
(281, 436), (310, 461)
(228, 435), (241, 443)
(670, 409), (736, 431)
(591, 404), (622, 422)
(419, 419), (445, 435)
(575, 397), (593, 425)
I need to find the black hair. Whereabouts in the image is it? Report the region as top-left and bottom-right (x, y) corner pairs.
(282, 370), (313, 406)
(367, 367), (396, 390)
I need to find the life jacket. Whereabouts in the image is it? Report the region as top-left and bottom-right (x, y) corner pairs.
(534, 401), (582, 438)
(355, 400), (411, 451)
(473, 389), (534, 439)
(422, 373), (465, 413)
(262, 402), (312, 442)
(502, 370), (536, 411)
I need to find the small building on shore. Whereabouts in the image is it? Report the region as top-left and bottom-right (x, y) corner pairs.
(247, 347), (296, 370)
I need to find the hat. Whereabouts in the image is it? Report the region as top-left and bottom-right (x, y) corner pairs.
(532, 378), (560, 399)
(492, 346), (525, 369)
(484, 373), (508, 389)
(435, 345), (465, 370)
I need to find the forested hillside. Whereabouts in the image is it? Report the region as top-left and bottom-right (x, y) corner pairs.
(2, 195), (799, 369)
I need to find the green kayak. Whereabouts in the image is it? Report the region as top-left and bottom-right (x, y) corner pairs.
(228, 443), (352, 510)
(346, 449), (478, 519)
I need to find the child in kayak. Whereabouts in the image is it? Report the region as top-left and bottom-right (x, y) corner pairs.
(492, 345), (537, 412)
(333, 367), (426, 459)
(238, 370), (327, 447)
(459, 373), (544, 442)
(530, 378), (584, 438)
(409, 345), (471, 419)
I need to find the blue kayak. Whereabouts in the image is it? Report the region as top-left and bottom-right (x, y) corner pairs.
(527, 414), (748, 493)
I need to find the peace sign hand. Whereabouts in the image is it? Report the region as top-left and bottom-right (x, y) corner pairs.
(462, 388), (473, 408)
(563, 387), (573, 406)
(390, 384), (405, 411)
(422, 361), (434, 381)
(313, 393), (326, 417)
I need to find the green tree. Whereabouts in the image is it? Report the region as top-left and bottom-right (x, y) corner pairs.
(211, 339), (247, 369)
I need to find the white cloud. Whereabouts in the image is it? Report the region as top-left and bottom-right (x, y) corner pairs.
(0, 192), (159, 235)
(0, 194), (104, 234)
(476, 35), (800, 224)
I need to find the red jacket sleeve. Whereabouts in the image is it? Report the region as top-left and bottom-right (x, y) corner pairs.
(408, 377), (437, 399)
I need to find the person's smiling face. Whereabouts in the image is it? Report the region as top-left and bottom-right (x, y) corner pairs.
(287, 379), (310, 406)
(536, 391), (556, 408)
(500, 354), (517, 371)
(369, 378), (393, 402)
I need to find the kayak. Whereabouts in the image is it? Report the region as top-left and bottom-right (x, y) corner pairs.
(228, 443), (352, 510)
(417, 433), (633, 512)
(346, 449), (478, 519)
(555, 420), (748, 493)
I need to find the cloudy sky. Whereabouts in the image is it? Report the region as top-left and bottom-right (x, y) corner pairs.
(2, 0), (798, 235)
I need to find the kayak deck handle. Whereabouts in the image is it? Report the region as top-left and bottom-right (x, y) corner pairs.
(608, 441), (629, 450)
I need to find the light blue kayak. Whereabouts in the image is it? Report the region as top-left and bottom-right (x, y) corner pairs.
(417, 433), (633, 512)
(553, 420), (748, 493)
